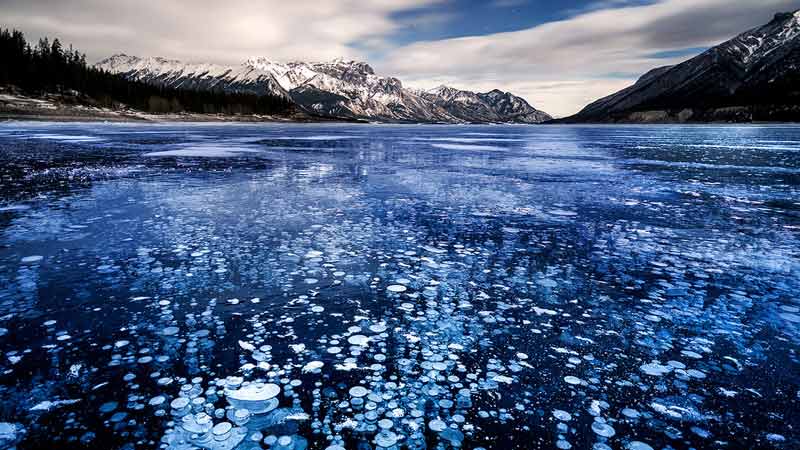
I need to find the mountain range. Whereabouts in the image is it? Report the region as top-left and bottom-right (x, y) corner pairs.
(7, 10), (800, 124)
(560, 11), (800, 123)
(95, 55), (552, 124)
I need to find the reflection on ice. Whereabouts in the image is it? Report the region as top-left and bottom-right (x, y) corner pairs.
(144, 144), (263, 157)
(430, 143), (506, 151)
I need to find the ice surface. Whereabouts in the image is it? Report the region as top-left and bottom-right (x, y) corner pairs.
(0, 122), (798, 449)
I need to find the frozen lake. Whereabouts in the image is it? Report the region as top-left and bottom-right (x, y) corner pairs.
(0, 122), (798, 450)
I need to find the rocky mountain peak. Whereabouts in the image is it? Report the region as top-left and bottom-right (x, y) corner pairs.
(96, 54), (550, 123)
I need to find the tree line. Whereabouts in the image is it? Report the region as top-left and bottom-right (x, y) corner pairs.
(0, 28), (294, 115)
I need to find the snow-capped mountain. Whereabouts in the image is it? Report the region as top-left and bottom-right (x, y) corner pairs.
(478, 89), (552, 123)
(561, 11), (800, 122)
(95, 54), (291, 100)
(95, 55), (551, 123)
(421, 85), (551, 123)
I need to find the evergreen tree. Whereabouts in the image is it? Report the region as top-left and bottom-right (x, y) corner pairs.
(0, 27), (293, 116)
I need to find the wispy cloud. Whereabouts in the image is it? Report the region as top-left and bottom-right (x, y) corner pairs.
(1, 0), (445, 64)
(381, 0), (800, 117)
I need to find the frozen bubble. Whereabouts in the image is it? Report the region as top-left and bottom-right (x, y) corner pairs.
(428, 419), (447, 432)
(311, 306), (324, 313)
(305, 250), (324, 259)
(99, 402), (118, 413)
(212, 421), (232, 439)
(552, 410), (572, 421)
(766, 434), (786, 442)
(369, 324), (387, 333)
(349, 386), (368, 398)
(387, 285), (407, 293)
(376, 430), (398, 447)
(232, 409), (251, 426)
(348, 335), (369, 346)
(564, 376), (583, 385)
(182, 413), (213, 434)
(681, 350), (703, 359)
(640, 362), (672, 376)
(227, 383), (280, 414)
(556, 440), (572, 449)
(302, 361), (324, 373)
(440, 427), (464, 445)
(239, 340), (256, 352)
(621, 408), (640, 419)
(170, 397), (190, 411)
(591, 421), (615, 437)
(21, 255), (43, 263)
(627, 442), (654, 450)
(667, 360), (686, 369)
(493, 375), (513, 384)
(686, 369), (706, 379)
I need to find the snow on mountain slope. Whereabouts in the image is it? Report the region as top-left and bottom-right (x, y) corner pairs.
(96, 55), (551, 123)
(422, 86), (552, 123)
(563, 11), (800, 122)
(478, 89), (553, 123)
(97, 55), (458, 122)
(96, 55), (290, 100)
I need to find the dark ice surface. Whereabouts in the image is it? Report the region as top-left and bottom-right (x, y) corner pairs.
(0, 122), (798, 450)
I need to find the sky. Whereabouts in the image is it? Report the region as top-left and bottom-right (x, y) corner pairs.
(3, 0), (800, 117)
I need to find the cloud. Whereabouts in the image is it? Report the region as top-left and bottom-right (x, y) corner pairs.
(380, 0), (800, 117)
(1, 0), (443, 64)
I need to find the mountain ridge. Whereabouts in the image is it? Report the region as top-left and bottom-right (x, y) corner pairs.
(557, 10), (800, 123)
(95, 55), (552, 124)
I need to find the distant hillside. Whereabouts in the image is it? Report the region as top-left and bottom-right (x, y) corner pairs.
(557, 11), (800, 123)
(0, 28), (294, 118)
